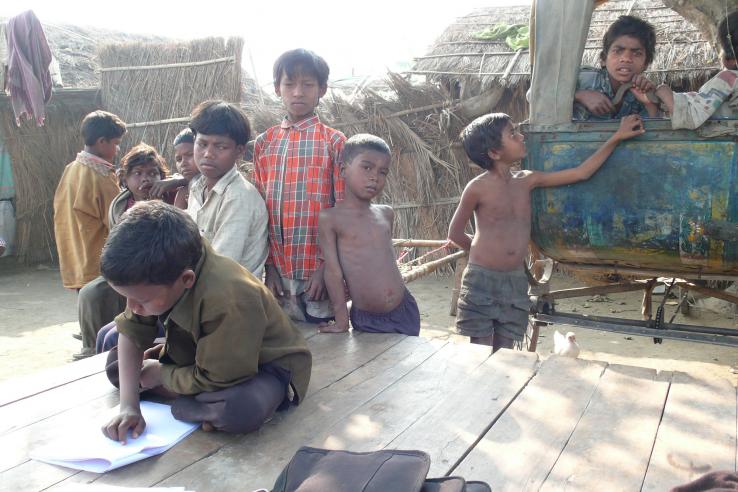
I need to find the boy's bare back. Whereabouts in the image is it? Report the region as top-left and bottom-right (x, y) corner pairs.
(320, 203), (405, 313)
(464, 171), (533, 271)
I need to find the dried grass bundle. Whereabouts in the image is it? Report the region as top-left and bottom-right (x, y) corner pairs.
(99, 37), (243, 168)
(0, 89), (100, 263)
(413, 0), (717, 97)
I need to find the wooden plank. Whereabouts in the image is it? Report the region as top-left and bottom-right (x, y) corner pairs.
(314, 340), (494, 453)
(387, 348), (540, 476)
(642, 373), (737, 491)
(0, 459), (75, 492)
(0, 393), (119, 472)
(453, 356), (607, 491)
(540, 365), (672, 491)
(0, 353), (107, 408)
(14, 327), (406, 487)
(0, 372), (116, 436)
(44, 432), (236, 490)
(307, 331), (405, 394)
(156, 337), (446, 491)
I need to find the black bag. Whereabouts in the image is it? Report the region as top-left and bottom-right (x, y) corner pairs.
(270, 447), (491, 492)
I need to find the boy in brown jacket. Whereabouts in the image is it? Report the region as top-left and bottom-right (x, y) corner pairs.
(53, 110), (126, 290)
(101, 202), (311, 440)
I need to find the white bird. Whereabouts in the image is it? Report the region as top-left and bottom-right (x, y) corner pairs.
(554, 330), (580, 358)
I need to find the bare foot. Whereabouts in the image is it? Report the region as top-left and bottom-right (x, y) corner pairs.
(318, 320), (349, 333)
(202, 421), (215, 432)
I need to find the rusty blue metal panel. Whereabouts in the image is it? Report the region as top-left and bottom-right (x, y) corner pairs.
(523, 119), (738, 275)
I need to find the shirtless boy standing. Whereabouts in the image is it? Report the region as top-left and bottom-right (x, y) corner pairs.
(449, 113), (644, 352)
(318, 134), (420, 335)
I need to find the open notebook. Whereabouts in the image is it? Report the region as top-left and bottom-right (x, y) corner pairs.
(31, 401), (199, 473)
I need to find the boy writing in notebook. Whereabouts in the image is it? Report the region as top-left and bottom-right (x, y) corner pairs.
(448, 113), (645, 352)
(253, 49), (346, 323)
(100, 202), (311, 440)
(319, 134), (420, 335)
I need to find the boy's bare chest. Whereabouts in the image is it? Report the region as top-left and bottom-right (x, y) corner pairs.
(478, 181), (531, 220)
(337, 211), (391, 246)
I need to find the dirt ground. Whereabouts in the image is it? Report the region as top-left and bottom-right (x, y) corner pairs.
(1, 259), (737, 384)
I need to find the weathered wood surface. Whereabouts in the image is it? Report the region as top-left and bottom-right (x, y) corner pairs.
(2, 330), (736, 492)
(642, 373), (737, 491)
(539, 365), (671, 491)
(453, 356), (608, 491)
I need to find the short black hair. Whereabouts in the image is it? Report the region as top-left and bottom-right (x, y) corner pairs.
(81, 110), (126, 146)
(101, 201), (202, 286)
(719, 12), (738, 61)
(460, 113), (512, 170)
(189, 100), (250, 146)
(273, 49), (330, 88)
(342, 133), (391, 165)
(173, 127), (194, 147)
(600, 15), (656, 67)
(121, 143), (169, 178)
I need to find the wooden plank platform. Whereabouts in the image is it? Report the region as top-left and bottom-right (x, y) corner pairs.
(1, 329), (736, 492)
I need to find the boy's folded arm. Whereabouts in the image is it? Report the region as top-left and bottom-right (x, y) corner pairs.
(448, 185), (476, 251)
(114, 309), (160, 350)
(669, 72), (737, 129)
(318, 211), (349, 327)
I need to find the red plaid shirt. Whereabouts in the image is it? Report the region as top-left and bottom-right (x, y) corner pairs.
(253, 115), (345, 280)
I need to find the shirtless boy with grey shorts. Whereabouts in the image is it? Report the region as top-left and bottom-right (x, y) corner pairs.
(449, 113), (644, 352)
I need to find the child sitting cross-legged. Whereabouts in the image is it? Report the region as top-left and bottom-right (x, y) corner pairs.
(318, 134), (420, 335)
(100, 201), (311, 440)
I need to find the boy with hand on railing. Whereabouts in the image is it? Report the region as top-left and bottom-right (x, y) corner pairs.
(449, 113), (645, 352)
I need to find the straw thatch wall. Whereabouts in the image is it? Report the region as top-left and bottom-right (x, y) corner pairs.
(0, 89), (101, 264)
(99, 37), (243, 167)
(248, 74), (475, 247)
(413, 0), (719, 100)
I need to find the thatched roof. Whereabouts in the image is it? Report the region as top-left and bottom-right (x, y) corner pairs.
(412, 0), (719, 95)
(0, 18), (165, 88)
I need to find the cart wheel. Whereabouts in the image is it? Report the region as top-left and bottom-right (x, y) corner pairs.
(525, 243), (554, 292)
(515, 317), (540, 352)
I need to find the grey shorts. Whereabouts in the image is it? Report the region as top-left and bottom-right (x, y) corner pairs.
(455, 264), (532, 341)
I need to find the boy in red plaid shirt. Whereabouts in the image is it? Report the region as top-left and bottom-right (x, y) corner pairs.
(253, 49), (346, 323)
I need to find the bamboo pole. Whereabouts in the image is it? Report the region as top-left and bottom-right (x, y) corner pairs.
(544, 282), (648, 300)
(450, 255), (468, 316)
(335, 100), (460, 127)
(674, 281), (738, 306)
(393, 239), (450, 247)
(126, 117), (190, 129)
(402, 250), (467, 284)
(391, 197), (461, 210)
(414, 51), (527, 60)
(100, 56), (235, 73)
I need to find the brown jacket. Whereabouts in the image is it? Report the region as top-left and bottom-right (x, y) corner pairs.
(53, 155), (119, 289)
(115, 241), (312, 402)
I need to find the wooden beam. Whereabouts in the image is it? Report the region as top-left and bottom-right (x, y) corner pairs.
(125, 117), (190, 129)
(544, 282), (647, 300)
(392, 239), (450, 247)
(100, 56), (235, 73)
